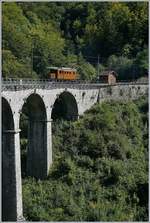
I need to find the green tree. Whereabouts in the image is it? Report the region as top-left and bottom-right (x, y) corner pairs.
(22, 96), (148, 221)
(107, 55), (134, 80)
(134, 48), (148, 77)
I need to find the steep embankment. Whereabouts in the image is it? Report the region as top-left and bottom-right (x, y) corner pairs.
(22, 96), (148, 221)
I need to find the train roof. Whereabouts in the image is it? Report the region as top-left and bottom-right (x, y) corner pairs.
(47, 67), (77, 71)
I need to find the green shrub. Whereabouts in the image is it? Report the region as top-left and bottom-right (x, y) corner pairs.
(22, 96), (148, 221)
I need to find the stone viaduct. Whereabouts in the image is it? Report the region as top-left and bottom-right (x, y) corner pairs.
(1, 80), (148, 221)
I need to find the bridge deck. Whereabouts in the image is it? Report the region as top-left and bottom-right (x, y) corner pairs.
(1, 79), (148, 91)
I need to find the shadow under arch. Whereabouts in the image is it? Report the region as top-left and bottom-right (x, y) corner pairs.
(51, 91), (78, 121)
(2, 97), (16, 221)
(20, 93), (47, 179)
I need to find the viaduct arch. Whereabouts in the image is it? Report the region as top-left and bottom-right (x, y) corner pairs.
(2, 82), (148, 221)
(20, 93), (47, 179)
(51, 91), (78, 121)
(2, 90), (79, 221)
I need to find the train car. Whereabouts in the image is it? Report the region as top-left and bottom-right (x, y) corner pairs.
(47, 67), (78, 81)
(98, 70), (117, 85)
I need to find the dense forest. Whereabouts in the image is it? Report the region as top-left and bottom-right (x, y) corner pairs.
(3, 2), (148, 221)
(2, 2), (148, 80)
(21, 96), (148, 221)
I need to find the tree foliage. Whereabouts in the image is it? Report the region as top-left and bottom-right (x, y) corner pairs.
(2, 2), (148, 80)
(22, 96), (148, 221)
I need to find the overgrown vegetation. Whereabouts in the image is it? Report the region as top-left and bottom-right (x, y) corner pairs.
(2, 2), (148, 80)
(22, 96), (148, 221)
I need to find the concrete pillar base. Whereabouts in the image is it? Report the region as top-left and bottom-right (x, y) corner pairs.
(27, 119), (52, 179)
(17, 215), (26, 222)
(2, 129), (23, 221)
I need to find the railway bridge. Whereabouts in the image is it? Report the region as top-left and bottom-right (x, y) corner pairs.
(2, 79), (148, 221)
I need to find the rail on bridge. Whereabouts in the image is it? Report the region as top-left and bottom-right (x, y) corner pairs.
(1, 78), (148, 91)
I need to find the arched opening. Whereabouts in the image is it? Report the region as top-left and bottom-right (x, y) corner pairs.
(51, 91), (78, 121)
(2, 97), (16, 221)
(20, 94), (47, 179)
(51, 92), (78, 161)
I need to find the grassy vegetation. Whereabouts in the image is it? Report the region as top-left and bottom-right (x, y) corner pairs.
(22, 96), (148, 221)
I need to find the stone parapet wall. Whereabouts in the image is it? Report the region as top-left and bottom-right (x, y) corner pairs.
(98, 84), (148, 103)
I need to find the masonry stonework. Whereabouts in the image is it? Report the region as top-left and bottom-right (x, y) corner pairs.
(2, 83), (148, 221)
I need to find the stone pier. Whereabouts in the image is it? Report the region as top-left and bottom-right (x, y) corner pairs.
(2, 81), (148, 221)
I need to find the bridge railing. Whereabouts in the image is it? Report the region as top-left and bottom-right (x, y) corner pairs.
(1, 78), (107, 90)
(2, 77), (148, 84)
(2, 78), (93, 85)
(1, 77), (148, 91)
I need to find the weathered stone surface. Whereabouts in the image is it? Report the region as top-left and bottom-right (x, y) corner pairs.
(2, 98), (23, 221)
(2, 83), (148, 221)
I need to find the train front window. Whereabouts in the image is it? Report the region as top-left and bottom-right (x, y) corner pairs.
(50, 69), (57, 73)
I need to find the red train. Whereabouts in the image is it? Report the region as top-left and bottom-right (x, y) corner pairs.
(47, 67), (78, 81)
(47, 67), (117, 84)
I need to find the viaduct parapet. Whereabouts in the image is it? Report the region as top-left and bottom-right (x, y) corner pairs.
(2, 80), (148, 221)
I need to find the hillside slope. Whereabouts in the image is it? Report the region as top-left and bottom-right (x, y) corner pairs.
(2, 2), (148, 80)
(22, 96), (148, 221)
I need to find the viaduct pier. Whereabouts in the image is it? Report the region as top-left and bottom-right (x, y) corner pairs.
(2, 79), (148, 221)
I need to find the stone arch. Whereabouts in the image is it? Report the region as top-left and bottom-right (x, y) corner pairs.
(2, 97), (14, 130)
(2, 97), (16, 221)
(20, 93), (47, 120)
(51, 91), (78, 121)
(19, 93), (48, 179)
